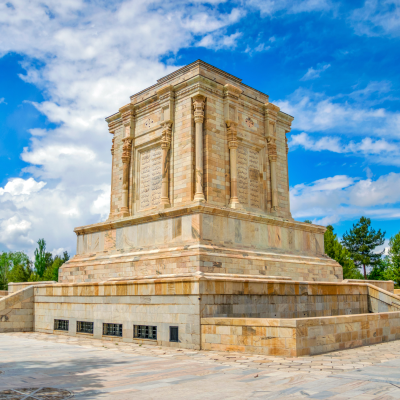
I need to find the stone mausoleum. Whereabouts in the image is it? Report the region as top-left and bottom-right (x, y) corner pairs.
(2, 61), (400, 357)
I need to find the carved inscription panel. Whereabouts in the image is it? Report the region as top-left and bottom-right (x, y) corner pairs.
(139, 146), (162, 210)
(237, 147), (260, 209)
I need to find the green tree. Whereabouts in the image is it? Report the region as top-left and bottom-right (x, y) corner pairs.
(304, 220), (312, 224)
(0, 251), (32, 290)
(42, 251), (69, 282)
(388, 231), (400, 285)
(34, 239), (53, 278)
(342, 217), (385, 279)
(324, 225), (362, 279)
(8, 252), (32, 283)
(0, 253), (12, 290)
(368, 257), (390, 281)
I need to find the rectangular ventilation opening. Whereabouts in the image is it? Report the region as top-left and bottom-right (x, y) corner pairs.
(103, 323), (123, 337)
(77, 321), (94, 334)
(169, 326), (179, 342)
(134, 325), (157, 340)
(54, 319), (69, 331)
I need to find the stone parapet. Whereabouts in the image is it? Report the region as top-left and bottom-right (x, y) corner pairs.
(343, 279), (394, 293)
(8, 281), (57, 294)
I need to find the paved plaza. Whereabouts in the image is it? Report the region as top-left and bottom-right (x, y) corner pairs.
(1, 333), (400, 399)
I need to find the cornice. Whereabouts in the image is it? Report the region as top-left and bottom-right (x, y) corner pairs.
(74, 203), (326, 235)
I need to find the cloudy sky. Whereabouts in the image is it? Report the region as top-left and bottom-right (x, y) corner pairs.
(1, 0), (400, 257)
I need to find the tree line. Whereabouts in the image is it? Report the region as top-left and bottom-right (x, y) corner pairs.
(316, 216), (400, 285)
(0, 239), (69, 291)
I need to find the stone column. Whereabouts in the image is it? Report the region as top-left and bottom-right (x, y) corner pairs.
(108, 135), (115, 219)
(265, 103), (280, 213)
(121, 137), (132, 217)
(268, 137), (278, 211)
(160, 121), (172, 207)
(106, 117), (121, 221)
(193, 95), (206, 202)
(120, 105), (134, 218)
(227, 121), (240, 208)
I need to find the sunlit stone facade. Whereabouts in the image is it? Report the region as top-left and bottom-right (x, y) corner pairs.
(59, 60), (342, 283)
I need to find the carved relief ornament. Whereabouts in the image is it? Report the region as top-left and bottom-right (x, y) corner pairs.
(161, 122), (173, 150)
(193, 95), (205, 124)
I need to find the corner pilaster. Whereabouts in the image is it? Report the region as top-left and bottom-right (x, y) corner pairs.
(120, 104), (135, 218)
(265, 103), (280, 213)
(193, 94), (206, 202)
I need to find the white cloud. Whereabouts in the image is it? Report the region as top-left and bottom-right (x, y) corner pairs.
(197, 32), (242, 49)
(276, 88), (400, 138)
(246, 0), (332, 15)
(291, 172), (400, 223)
(301, 63), (330, 81)
(0, 0), (245, 255)
(0, 178), (46, 196)
(0, 97), (6, 104)
(351, 0), (400, 37)
(289, 132), (400, 166)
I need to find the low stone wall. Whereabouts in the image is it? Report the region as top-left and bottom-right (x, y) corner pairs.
(0, 286), (34, 333)
(34, 277), (201, 349)
(395, 289), (400, 295)
(0, 290), (8, 298)
(343, 279), (394, 293)
(200, 279), (369, 318)
(201, 312), (400, 357)
(8, 281), (57, 294)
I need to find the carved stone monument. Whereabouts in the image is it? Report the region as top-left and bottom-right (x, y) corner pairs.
(59, 60), (342, 283)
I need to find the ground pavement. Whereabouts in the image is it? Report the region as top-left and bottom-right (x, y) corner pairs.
(1, 332), (400, 399)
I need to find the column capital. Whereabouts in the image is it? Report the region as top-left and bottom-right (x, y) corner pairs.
(267, 136), (277, 160)
(161, 121), (172, 149)
(226, 121), (238, 149)
(111, 137), (115, 155)
(121, 137), (132, 164)
(193, 94), (205, 124)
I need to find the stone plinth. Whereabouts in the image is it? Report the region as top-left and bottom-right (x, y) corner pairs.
(60, 204), (342, 283)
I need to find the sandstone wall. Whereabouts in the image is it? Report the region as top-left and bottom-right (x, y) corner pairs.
(60, 206), (341, 284)
(201, 312), (400, 357)
(0, 286), (34, 333)
(34, 278), (201, 349)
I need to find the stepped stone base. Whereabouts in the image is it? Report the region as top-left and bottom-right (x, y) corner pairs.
(59, 204), (342, 284)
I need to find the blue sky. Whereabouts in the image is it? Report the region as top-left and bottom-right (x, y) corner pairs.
(0, 0), (399, 256)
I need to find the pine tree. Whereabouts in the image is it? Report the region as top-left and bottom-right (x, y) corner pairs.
(324, 225), (362, 279)
(34, 239), (48, 278)
(342, 217), (385, 279)
(387, 231), (400, 286)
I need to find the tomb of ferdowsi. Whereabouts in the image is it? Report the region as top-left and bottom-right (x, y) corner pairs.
(2, 60), (400, 357)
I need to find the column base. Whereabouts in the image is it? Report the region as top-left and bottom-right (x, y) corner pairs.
(120, 207), (130, 218)
(159, 200), (171, 209)
(229, 199), (242, 209)
(194, 193), (205, 202)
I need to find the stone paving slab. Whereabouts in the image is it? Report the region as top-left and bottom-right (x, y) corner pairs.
(1, 333), (400, 399)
